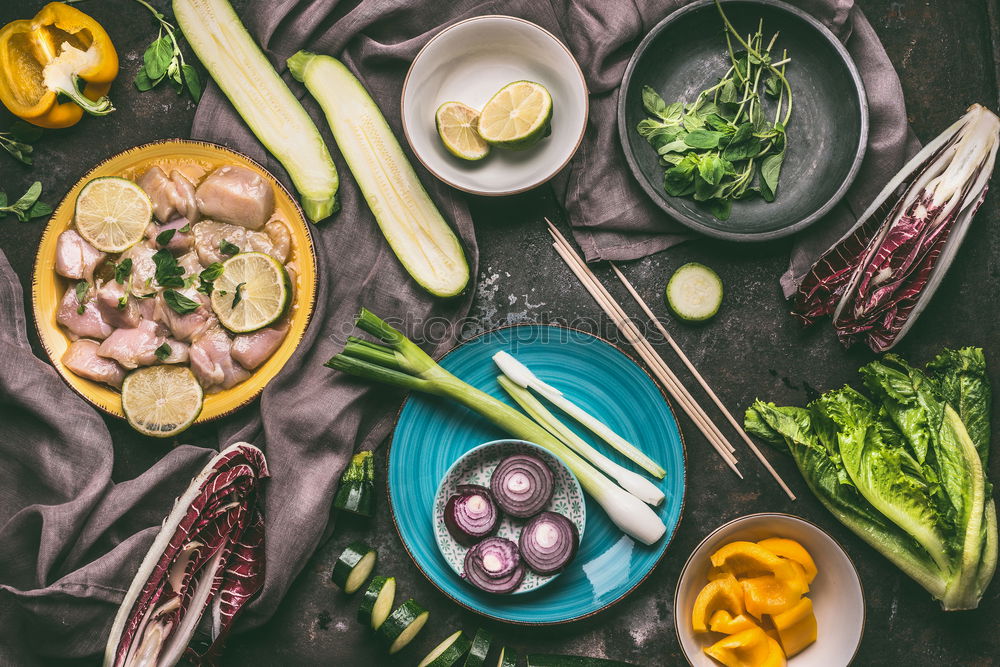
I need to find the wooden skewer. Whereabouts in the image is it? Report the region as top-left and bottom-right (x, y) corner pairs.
(544, 221), (742, 478)
(610, 263), (797, 501)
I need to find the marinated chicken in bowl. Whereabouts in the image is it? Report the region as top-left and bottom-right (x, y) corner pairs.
(55, 163), (296, 394)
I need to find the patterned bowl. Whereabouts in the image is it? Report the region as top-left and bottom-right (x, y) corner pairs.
(433, 439), (586, 595)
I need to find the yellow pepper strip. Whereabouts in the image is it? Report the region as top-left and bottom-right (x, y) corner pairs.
(0, 2), (118, 128)
(757, 537), (818, 584)
(704, 627), (776, 667)
(772, 597), (818, 658)
(709, 610), (760, 635)
(692, 574), (745, 633)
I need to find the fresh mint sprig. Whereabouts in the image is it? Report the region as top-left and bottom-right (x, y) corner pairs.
(1, 182), (53, 222)
(0, 122), (42, 166)
(133, 0), (202, 102)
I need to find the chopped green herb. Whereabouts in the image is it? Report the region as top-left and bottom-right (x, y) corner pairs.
(179, 222), (191, 233)
(117, 294), (129, 310)
(231, 281), (246, 309)
(163, 289), (200, 314)
(0, 181), (53, 222)
(154, 342), (172, 362)
(152, 249), (185, 288)
(197, 262), (224, 294)
(156, 228), (177, 246)
(74, 281), (89, 315)
(220, 239), (240, 256)
(115, 258), (133, 284)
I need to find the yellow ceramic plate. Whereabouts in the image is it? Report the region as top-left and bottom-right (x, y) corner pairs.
(32, 140), (318, 424)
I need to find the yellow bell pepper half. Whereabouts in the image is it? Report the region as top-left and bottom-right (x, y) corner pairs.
(0, 2), (118, 128)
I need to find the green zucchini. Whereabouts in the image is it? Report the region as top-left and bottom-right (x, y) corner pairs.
(357, 575), (395, 630)
(331, 541), (376, 594)
(286, 51), (470, 298)
(172, 0), (339, 222)
(665, 262), (723, 321)
(464, 628), (492, 667)
(334, 450), (375, 517)
(377, 598), (430, 654)
(525, 656), (637, 667)
(418, 630), (472, 667)
(497, 646), (518, 667)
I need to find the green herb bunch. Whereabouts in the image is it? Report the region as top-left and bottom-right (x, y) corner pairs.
(133, 0), (202, 101)
(1, 182), (53, 222)
(637, 6), (793, 220)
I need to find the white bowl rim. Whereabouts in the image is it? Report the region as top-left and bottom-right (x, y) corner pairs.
(400, 14), (590, 197)
(673, 512), (866, 666)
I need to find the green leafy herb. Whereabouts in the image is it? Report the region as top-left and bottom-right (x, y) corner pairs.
(115, 258), (134, 285)
(154, 342), (172, 362)
(152, 249), (185, 288)
(156, 228), (177, 246)
(219, 239), (240, 256)
(636, 0), (793, 219)
(179, 222), (191, 233)
(197, 262), (224, 294)
(132, 0), (202, 102)
(163, 289), (200, 314)
(231, 282), (246, 309)
(0, 122), (42, 166)
(75, 281), (90, 315)
(1, 182), (53, 222)
(117, 294), (129, 310)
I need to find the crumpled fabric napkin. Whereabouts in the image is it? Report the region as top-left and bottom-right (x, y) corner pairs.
(0, 0), (911, 662)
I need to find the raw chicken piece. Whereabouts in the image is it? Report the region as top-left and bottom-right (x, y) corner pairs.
(57, 285), (114, 340)
(95, 279), (141, 329)
(62, 340), (126, 388)
(177, 251), (203, 277)
(149, 217), (195, 254)
(160, 338), (190, 364)
(119, 244), (158, 296)
(97, 319), (167, 369)
(189, 326), (251, 392)
(263, 218), (291, 263)
(137, 166), (201, 223)
(55, 230), (106, 282)
(231, 323), (289, 370)
(191, 220), (287, 266)
(136, 294), (158, 321)
(195, 165), (274, 230)
(155, 289), (216, 342)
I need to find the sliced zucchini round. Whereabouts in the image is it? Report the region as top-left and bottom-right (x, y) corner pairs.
(497, 646), (519, 667)
(665, 262), (723, 322)
(418, 629), (472, 667)
(464, 627), (492, 667)
(331, 541), (376, 594)
(357, 575), (396, 630)
(378, 599), (430, 655)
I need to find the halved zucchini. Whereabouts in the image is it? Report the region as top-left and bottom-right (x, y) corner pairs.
(418, 629), (472, 667)
(378, 599), (430, 654)
(357, 575), (396, 630)
(464, 628), (492, 667)
(331, 541), (376, 594)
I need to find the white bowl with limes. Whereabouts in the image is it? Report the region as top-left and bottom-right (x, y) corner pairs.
(401, 15), (588, 196)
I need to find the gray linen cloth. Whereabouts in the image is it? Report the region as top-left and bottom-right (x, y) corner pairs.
(0, 0), (909, 661)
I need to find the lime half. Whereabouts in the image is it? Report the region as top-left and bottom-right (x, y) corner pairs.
(74, 177), (153, 252)
(210, 252), (290, 333)
(435, 101), (490, 161)
(477, 81), (553, 150)
(122, 365), (204, 437)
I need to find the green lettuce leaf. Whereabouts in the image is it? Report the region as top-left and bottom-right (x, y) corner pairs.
(926, 347), (991, 466)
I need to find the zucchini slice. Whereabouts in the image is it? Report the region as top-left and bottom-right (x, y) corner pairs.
(172, 0), (339, 222)
(377, 599), (430, 655)
(665, 262), (723, 322)
(497, 646), (518, 667)
(418, 630), (472, 667)
(334, 450), (375, 517)
(464, 628), (492, 667)
(526, 656), (637, 667)
(287, 51), (470, 298)
(331, 541), (376, 594)
(357, 575), (396, 630)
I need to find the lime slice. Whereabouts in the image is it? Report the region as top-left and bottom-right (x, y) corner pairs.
(476, 81), (553, 150)
(122, 365), (204, 437)
(74, 177), (153, 252)
(435, 101), (490, 161)
(210, 252), (290, 333)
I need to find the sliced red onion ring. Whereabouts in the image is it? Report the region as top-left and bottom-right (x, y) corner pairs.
(489, 453), (553, 518)
(519, 511), (579, 575)
(444, 484), (500, 546)
(462, 537), (525, 594)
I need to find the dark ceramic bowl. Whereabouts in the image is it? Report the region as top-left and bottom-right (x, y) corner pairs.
(618, 0), (868, 241)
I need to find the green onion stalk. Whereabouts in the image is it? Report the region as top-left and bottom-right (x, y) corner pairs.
(325, 309), (668, 546)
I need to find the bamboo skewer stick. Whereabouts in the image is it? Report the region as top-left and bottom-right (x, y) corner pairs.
(610, 263), (797, 500)
(544, 221), (742, 478)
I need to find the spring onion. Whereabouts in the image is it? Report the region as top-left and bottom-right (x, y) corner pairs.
(493, 351), (666, 479)
(324, 309), (667, 545)
(498, 376), (665, 506)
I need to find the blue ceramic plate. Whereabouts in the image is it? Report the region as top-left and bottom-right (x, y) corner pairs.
(389, 324), (686, 624)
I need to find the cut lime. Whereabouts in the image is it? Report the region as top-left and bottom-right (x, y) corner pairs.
(435, 101), (490, 161)
(210, 252), (290, 333)
(122, 365), (204, 437)
(666, 262), (723, 321)
(74, 177), (153, 252)
(476, 81), (553, 150)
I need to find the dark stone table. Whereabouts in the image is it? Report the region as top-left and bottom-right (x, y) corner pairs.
(1, 0), (997, 664)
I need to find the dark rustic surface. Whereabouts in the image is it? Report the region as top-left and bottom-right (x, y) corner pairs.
(1, 1), (998, 665)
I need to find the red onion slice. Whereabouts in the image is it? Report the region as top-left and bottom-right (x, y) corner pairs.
(519, 511), (579, 575)
(489, 453), (554, 518)
(444, 484), (500, 546)
(463, 537), (525, 594)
